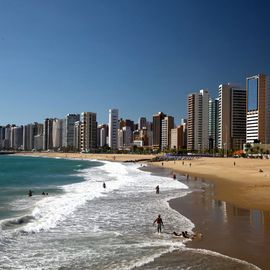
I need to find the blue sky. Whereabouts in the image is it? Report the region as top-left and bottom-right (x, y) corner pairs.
(1, 0), (270, 125)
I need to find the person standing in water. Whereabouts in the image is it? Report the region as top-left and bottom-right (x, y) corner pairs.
(103, 182), (106, 189)
(153, 214), (164, 233)
(28, 190), (33, 197)
(155, 185), (160, 194)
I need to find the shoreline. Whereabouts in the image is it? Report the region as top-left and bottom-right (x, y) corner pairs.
(13, 153), (270, 268)
(150, 157), (270, 211)
(143, 164), (270, 270)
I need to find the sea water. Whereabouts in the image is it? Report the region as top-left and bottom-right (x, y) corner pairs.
(0, 156), (260, 269)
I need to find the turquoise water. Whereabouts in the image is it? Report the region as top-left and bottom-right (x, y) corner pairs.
(0, 155), (101, 220)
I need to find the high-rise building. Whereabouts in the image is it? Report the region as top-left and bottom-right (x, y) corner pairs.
(246, 74), (270, 144)
(138, 117), (147, 130)
(73, 121), (81, 151)
(0, 126), (5, 149)
(2, 125), (12, 149)
(171, 125), (185, 150)
(97, 124), (108, 148)
(187, 89), (209, 151)
(62, 114), (80, 147)
(161, 116), (174, 150)
(80, 112), (97, 151)
(23, 124), (34, 151)
(153, 112), (166, 149)
(11, 126), (23, 149)
(209, 98), (219, 150)
(218, 84), (246, 150)
(108, 109), (119, 150)
(118, 119), (133, 150)
(43, 118), (54, 150)
(52, 118), (63, 148)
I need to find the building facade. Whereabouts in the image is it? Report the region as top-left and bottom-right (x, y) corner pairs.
(187, 89), (209, 151)
(209, 98), (219, 150)
(246, 74), (270, 144)
(62, 114), (80, 148)
(153, 112), (166, 149)
(218, 84), (246, 150)
(108, 109), (119, 150)
(161, 116), (174, 150)
(80, 112), (97, 151)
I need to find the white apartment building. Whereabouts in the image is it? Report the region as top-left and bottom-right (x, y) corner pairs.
(161, 116), (174, 150)
(246, 74), (270, 144)
(246, 111), (259, 143)
(187, 89), (209, 151)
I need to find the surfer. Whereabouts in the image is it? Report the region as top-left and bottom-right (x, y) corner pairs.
(155, 185), (160, 194)
(103, 182), (106, 189)
(28, 190), (33, 197)
(153, 214), (164, 233)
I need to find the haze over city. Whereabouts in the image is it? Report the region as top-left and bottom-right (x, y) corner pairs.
(1, 0), (270, 125)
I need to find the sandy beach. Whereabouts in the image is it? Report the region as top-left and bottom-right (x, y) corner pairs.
(151, 157), (270, 211)
(15, 152), (156, 162)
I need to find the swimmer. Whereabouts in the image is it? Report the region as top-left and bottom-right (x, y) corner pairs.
(153, 214), (164, 233)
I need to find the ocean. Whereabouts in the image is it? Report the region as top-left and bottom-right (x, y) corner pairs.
(0, 155), (260, 269)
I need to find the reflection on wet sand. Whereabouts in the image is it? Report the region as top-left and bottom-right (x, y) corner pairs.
(170, 175), (270, 269)
(213, 199), (270, 233)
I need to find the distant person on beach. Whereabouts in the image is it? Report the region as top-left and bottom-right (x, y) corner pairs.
(153, 214), (164, 233)
(189, 163), (191, 167)
(28, 190), (33, 197)
(182, 161), (184, 165)
(161, 162), (164, 166)
(173, 174), (176, 180)
(234, 161), (236, 166)
(155, 185), (160, 194)
(103, 182), (106, 189)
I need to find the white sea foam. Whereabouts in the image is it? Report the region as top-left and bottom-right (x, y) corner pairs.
(16, 161), (188, 234)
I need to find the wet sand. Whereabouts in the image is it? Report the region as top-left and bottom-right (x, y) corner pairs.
(142, 165), (270, 270)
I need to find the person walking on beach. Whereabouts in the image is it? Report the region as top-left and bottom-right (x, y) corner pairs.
(153, 214), (164, 233)
(155, 185), (160, 194)
(103, 182), (106, 189)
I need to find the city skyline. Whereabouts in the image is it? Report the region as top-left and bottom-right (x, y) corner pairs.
(1, 1), (270, 125)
